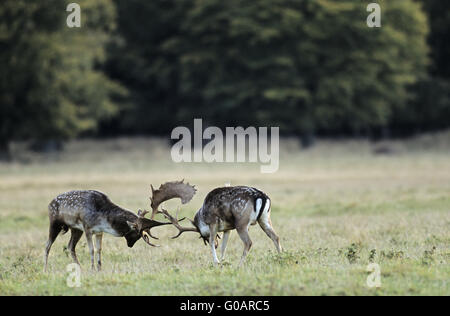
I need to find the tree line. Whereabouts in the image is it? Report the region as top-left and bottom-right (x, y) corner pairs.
(0, 0), (448, 157)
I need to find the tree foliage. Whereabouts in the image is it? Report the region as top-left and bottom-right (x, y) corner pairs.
(393, 0), (450, 134)
(0, 0), (445, 154)
(108, 0), (429, 137)
(416, 0), (450, 79)
(0, 0), (124, 155)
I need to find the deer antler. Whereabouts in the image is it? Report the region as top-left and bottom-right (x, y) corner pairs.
(137, 209), (155, 239)
(160, 208), (199, 238)
(148, 180), (199, 238)
(149, 180), (197, 219)
(137, 209), (149, 218)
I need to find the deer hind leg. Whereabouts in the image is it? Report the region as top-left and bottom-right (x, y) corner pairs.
(220, 231), (231, 261)
(68, 228), (83, 266)
(258, 212), (282, 253)
(236, 226), (252, 267)
(94, 233), (103, 271)
(44, 221), (63, 272)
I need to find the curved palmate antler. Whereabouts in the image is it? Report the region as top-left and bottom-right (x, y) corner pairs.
(147, 180), (199, 238)
(149, 179), (197, 219)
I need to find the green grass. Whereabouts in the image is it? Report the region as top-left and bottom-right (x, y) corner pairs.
(0, 134), (449, 295)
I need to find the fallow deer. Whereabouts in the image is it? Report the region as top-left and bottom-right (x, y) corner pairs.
(44, 190), (170, 272)
(149, 181), (282, 266)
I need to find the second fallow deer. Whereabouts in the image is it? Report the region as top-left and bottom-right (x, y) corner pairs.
(44, 190), (170, 272)
(150, 181), (282, 266)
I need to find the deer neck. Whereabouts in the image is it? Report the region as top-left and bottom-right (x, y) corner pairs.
(195, 208), (209, 237)
(103, 207), (139, 238)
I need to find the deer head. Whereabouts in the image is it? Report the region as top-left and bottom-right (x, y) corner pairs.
(126, 209), (172, 247)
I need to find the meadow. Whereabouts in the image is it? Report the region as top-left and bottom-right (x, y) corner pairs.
(0, 133), (449, 296)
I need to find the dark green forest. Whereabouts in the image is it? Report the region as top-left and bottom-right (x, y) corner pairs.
(0, 0), (449, 156)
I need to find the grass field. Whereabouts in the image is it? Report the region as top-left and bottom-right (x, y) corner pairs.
(0, 133), (449, 296)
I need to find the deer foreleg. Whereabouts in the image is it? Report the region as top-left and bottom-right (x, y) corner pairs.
(84, 229), (95, 271)
(209, 224), (220, 265)
(95, 233), (103, 271)
(220, 231), (231, 261)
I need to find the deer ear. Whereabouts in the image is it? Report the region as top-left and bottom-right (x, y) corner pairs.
(127, 221), (138, 230)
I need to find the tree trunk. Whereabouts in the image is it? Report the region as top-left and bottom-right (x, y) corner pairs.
(29, 139), (63, 153)
(300, 131), (316, 148)
(0, 139), (10, 161)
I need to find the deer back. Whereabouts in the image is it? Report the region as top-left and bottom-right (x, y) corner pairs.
(48, 190), (137, 236)
(200, 186), (270, 228)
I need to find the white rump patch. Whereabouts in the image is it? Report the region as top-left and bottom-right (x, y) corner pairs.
(255, 198), (263, 214)
(263, 199), (270, 214)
